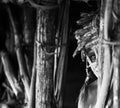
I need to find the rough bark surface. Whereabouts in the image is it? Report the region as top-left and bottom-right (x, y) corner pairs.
(35, 2), (57, 108)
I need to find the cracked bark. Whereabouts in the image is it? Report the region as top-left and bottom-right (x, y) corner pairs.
(35, 1), (57, 108)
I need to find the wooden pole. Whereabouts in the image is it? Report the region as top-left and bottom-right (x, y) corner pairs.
(35, 1), (58, 108)
(95, 0), (113, 108)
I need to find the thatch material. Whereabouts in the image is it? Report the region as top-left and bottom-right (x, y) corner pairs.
(73, 11), (99, 78)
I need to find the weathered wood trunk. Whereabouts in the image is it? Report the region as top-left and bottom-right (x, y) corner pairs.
(35, 1), (58, 108)
(95, 0), (113, 108)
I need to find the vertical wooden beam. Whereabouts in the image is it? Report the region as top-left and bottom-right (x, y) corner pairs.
(35, 1), (58, 108)
(95, 0), (113, 108)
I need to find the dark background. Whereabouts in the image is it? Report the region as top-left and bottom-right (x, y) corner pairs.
(63, 1), (98, 108)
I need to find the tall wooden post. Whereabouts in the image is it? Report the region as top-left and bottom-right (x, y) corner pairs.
(95, 0), (113, 108)
(35, 1), (58, 108)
